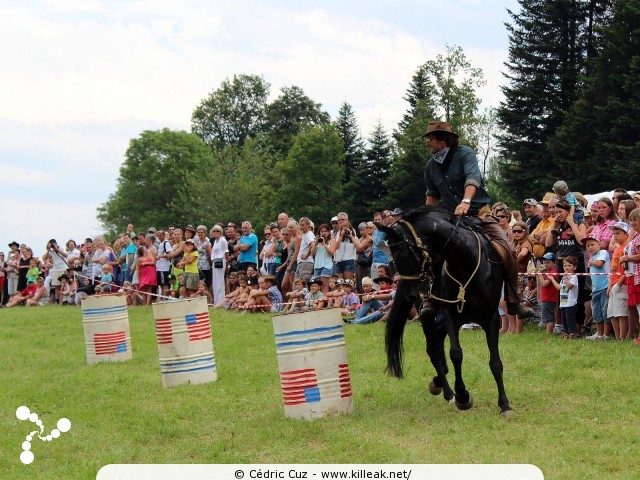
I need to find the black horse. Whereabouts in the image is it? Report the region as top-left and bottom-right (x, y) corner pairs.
(379, 204), (514, 417)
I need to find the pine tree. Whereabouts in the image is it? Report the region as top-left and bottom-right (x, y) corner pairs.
(348, 121), (393, 222)
(334, 102), (365, 185)
(498, 0), (614, 198)
(550, 0), (640, 191)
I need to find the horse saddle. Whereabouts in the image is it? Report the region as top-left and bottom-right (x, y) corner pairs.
(461, 216), (510, 267)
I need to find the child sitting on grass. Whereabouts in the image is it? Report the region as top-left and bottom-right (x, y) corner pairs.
(282, 278), (308, 313)
(340, 279), (360, 317)
(192, 281), (213, 303)
(302, 278), (325, 311)
(247, 275), (284, 313)
(324, 277), (343, 308)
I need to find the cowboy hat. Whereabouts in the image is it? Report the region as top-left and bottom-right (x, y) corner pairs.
(420, 121), (459, 138)
(374, 275), (393, 285)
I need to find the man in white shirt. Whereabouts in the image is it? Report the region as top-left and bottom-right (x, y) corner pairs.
(296, 217), (316, 282)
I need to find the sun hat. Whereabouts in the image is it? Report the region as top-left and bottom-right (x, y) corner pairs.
(539, 192), (555, 205)
(609, 221), (630, 234)
(262, 275), (277, 285)
(420, 121), (459, 138)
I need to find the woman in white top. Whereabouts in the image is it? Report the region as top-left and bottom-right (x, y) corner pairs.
(259, 225), (275, 275)
(330, 217), (360, 282)
(210, 225), (229, 305)
(311, 223), (334, 294)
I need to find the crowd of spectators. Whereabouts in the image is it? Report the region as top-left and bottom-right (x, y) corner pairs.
(2, 186), (640, 343)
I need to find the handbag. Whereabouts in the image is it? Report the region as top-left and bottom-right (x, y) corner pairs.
(357, 249), (373, 267)
(213, 258), (224, 269)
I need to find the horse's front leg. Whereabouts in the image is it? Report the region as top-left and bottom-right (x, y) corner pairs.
(443, 309), (473, 410)
(485, 310), (514, 417)
(420, 304), (454, 402)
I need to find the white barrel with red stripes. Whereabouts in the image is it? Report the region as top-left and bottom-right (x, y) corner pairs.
(272, 308), (354, 420)
(81, 294), (132, 365)
(152, 297), (217, 388)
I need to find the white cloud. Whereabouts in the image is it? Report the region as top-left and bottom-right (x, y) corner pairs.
(0, 0), (516, 252)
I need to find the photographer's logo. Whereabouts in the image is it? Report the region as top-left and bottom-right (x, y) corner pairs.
(16, 406), (71, 464)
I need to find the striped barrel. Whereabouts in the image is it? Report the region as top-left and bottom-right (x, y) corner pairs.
(152, 297), (217, 388)
(81, 295), (132, 365)
(272, 308), (354, 420)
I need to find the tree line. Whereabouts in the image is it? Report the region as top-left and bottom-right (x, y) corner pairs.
(496, 0), (640, 200)
(98, 45), (492, 233)
(99, 0), (640, 234)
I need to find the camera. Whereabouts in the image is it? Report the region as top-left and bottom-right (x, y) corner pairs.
(317, 236), (324, 243)
(344, 229), (351, 236)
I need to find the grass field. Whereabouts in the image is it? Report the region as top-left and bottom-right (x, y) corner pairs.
(1, 305), (639, 479)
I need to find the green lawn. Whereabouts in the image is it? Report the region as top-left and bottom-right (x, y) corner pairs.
(1, 306), (639, 479)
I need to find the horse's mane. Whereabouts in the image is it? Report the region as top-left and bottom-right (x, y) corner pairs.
(401, 204), (464, 227)
(400, 204), (490, 246)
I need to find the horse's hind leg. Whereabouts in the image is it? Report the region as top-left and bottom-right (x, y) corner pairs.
(485, 311), (514, 417)
(444, 312), (473, 410)
(421, 308), (454, 402)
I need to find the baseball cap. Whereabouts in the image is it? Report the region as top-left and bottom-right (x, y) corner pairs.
(609, 221), (630, 234)
(580, 233), (601, 245)
(541, 252), (555, 261)
(523, 198), (538, 206)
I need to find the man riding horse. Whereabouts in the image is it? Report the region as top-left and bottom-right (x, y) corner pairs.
(422, 121), (530, 319)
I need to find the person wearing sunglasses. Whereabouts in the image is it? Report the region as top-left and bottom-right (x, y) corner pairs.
(511, 221), (535, 333)
(492, 203), (514, 242)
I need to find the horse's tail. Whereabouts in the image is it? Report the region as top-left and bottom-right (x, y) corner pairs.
(385, 280), (419, 378)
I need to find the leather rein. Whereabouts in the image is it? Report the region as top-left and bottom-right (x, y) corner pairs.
(395, 218), (483, 313)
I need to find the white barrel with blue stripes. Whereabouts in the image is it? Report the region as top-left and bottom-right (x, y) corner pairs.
(152, 297), (217, 388)
(272, 308), (353, 420)
(81, 294), (132, 365)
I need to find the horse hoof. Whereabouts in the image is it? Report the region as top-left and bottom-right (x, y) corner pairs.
(428, 379), (443, 396)
(501, 408), (515, 419)
(455, 393), (474, 411)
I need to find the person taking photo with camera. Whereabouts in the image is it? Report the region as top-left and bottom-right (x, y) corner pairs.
(310, 223), (334, 294)
(330, 212), (361, 283)
(43, 239), (69, 303)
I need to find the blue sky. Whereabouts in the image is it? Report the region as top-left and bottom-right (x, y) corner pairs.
(0, 0), (519, 257)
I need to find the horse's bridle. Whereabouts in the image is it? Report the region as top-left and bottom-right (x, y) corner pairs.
(394, 217), (483, 313)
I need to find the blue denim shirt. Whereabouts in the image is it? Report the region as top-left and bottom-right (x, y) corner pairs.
(424, 144), (491, 213)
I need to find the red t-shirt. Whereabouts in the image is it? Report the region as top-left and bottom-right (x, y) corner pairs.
(19, 284), (38, 297)
(539, 269), (559, 303)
